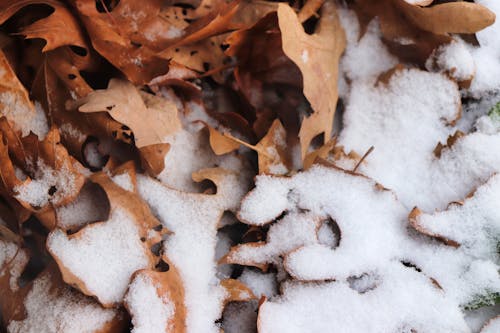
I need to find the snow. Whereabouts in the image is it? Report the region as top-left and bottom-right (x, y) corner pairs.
(125, 273), (175, 333)
(481, 316), (500, 333)
(47, 207), (151, 305)
(238, 269), (277, 299)
(7, 270), (118, 333)
(338, 67), (500, 212)
(0, 240), (28, 291)
(137, 169), (248, 333)
(158, 129), (247, 192)
(14, 159), (81, 208)
(426, 39), (475, 82)
(227, 212), (322, 268)
(467, 0), (500, 97)
(258, 275), (468, 333)
(338, 11), (398, 86)
(238, 165), (500, 330)
(0, 92), (48, 138)
(466, 305), (500, 332)
(56, 182), (109, 230)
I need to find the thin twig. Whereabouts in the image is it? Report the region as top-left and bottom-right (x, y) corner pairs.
(352, 146), (374, 173)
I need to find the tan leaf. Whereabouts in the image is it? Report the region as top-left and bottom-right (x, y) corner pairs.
(0, 50), (47, 138)
(397, 1), (495, 35)
(278, 1), (346, 159)
(254, 119), (289, 175)
(221, 278), (256, 304)
(75, 79), (181, 148)
(47, 171), (166, 306)
(125, 266), (187, 333)
(207, 126), (241, 155)
(139, 144), (171, 177)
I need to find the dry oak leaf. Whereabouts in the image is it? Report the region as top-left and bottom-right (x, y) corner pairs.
(136, 167), (251, 332)
(4, 265), (127, 333)
(0, 124), (85, 229)
(409, 173), (500, 253)
(254, 118), (289, 175)
(47, 171), (166, 307)
(75, 79), (181, 148)
(236, 164), (479, 332)
(352, 0), (495, 65)
(396, 0), (495, 35)
(125, 266), (255, 333)
(0, 0), (87, 52)
(223, 212), (326, 272)
(71, 0), (170, 84)
(0, 49), (48, 138)
(0, 232), (125, 333)
(207, 119), (289, 175)
(125, 266), (187, 333)
(278, 1), (346, 159)
(12, 127), (85, 210)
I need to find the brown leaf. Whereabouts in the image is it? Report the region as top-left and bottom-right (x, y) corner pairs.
(75, 79), (181, 148)
(71, 0), (170, 84)
(221, 278), (256, 304)
(353, 0), (495, 65)
(1, 263), (127, 333)
(207, 126), (241, 155)
(47, 170), (166, 306)
(0, 49), (46, 137)
(14, 1), (87, 51)
(125, 266), (187, 333)
(139, 143), (171, 176)
(397, 1), (495, 35)
(278, 1), (346, 159)
(254, 119), (289, 175)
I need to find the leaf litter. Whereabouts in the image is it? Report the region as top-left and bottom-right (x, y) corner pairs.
(0, 0), (499, 332)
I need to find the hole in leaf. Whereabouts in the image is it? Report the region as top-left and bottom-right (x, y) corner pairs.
(150, 242), (162, 256)
(48, 186), (57, 196)
(82, 136), (109, 171)
(156, 259), (170, 272)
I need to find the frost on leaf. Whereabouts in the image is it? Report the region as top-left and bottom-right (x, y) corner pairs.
(47, 171), (165, 306)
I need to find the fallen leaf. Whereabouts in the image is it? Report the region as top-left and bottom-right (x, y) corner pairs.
(254, 119), (289, 175)
(125, 266), (187, 333)
(47, 170), (166, 306)
(75, 79), (181, 148)
(278, 1), (346, 159)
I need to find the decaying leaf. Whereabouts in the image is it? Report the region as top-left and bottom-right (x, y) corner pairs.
(278, 1), (346, 159)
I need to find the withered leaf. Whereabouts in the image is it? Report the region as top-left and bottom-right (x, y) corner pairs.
(75, 79), (181, 148)
(278, 1), (346, 159)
